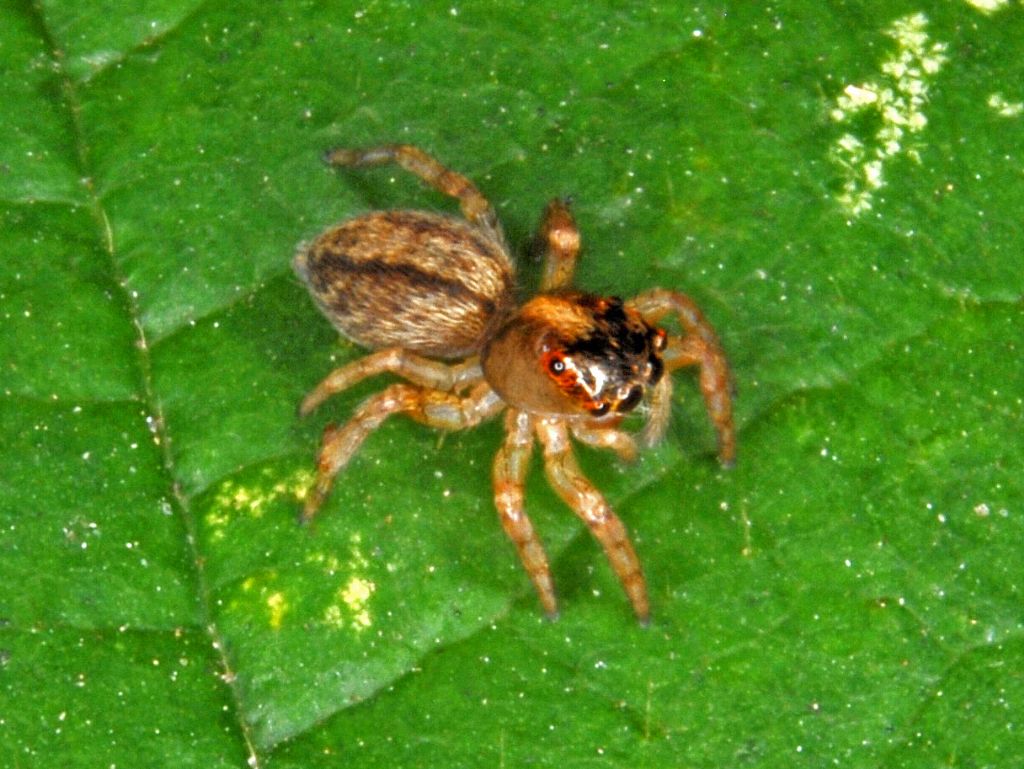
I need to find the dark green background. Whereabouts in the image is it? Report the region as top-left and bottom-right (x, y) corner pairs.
(2, 1), (1021, 767)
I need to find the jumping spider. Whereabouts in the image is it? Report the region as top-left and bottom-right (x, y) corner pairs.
(295, 145), (735, 622)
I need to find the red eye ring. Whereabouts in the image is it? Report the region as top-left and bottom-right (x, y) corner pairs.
(543, 350), (569, 376)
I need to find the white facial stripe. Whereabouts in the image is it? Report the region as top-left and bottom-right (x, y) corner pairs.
(564, 356), (609, 401)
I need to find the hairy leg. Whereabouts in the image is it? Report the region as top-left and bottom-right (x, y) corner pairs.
(324, 145), (503, 242)
(628, 289), (736, 465)
(493, 410), (558, 618)
(535, 418), (650, 623)
(638, 373), (673, 449)
(570, 419), (639, 463)
(534, 198), (581, 291)
(299, 348), (483, 416)
(302, 381), (504, 523)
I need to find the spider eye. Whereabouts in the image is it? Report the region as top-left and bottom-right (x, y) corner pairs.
(590, 402), (611, 416)
(617, 385), (643, 412)
(548, 355), (566, 374)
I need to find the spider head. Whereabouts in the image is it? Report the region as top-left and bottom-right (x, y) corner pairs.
(482, 292), (666, 417)
(537, 294), (666, 416)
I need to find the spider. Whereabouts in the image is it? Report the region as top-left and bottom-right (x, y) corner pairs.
(294, 145), (735, 623)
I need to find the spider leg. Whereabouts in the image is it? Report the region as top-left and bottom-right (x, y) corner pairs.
(302, 381), (504, 523)
(570, 419), (639, 463)
(299, 349), (483, 416)
(535, 418), (650, 623)
(534, 198), (581, 291)
(628, 289), (736, 466)
(493, 410), (558, 618)
(639, 373), (673, 449)
(324, 145), (504, 243)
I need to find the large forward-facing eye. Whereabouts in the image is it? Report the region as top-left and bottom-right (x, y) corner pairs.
(617, 385), (643, 412)
(543, 349), (573, 379)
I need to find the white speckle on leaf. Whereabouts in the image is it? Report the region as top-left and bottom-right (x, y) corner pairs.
(963, 0), (1010, 14)
(829, 14), (947, 217)
(987, 92), (1024, 117)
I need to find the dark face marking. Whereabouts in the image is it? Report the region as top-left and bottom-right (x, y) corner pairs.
(541, 294), (666, 415)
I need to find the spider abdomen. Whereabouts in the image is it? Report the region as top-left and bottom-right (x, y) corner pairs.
(295, 210), (514, 358)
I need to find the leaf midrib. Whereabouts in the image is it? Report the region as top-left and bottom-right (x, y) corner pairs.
(31, 3), (262, 764)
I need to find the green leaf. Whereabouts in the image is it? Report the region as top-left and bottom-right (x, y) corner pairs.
(2, 1), (1022, 767)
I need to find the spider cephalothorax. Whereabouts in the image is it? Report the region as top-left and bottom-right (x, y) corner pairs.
(295, 145), (735, 622)
(482, 292), (666, 418)
(536, 293), (667, 416)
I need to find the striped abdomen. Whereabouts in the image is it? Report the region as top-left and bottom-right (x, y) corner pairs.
(294, 211), (515, 358)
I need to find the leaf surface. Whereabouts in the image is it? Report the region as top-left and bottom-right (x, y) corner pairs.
(2, 2), (1021, 767)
